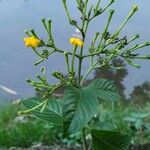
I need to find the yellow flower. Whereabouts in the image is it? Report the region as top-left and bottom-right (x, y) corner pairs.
(24, 36), (41, 48)
(69, 37), (84, 47)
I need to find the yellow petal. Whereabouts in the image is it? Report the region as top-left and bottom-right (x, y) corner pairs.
(23, 36), (41, 48)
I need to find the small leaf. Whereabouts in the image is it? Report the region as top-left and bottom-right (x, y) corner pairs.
(63, 86), (99, 135)
(91, 129), (131, 150)
(85, 78), (121, 101)
(22, 97), (63, 127)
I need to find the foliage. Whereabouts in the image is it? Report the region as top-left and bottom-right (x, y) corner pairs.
(94, 102), (150, 145)
(124, 110), (150, 144)
(21, 97), (63, 127)
(0, 102), (150, 148)
(20, 0), (150, 150)
(129, 81), (150, 105)
(91, 130), (131, 150)
(0, 104), (58, 148)
(94, 58), (128, 99)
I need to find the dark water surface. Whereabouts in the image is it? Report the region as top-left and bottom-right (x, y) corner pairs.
(0, 0), (150, 102)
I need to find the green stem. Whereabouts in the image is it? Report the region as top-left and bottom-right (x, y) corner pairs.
(127, 34), (139, 44)
(127, 42), (150, 52)
(80, 60), (100, 86)
(71, 46), (77, 74)
(134, 55), (150, 59)
(83, 49), (104, 58)
(80, 67), (92, 86)
(78, 55), (83, 85)
(115, 5), (138, 36)
(78, 21), (90, 85)
(82, 128), (88, 150)
(52, 46), (80, 58)
(101, 0), (114, 14)
(64, 52), (70, 74)
(81, 54), (114, 85)
(98, 9), (114, 48)
(18, 100), (46, 115)
(90, 55), (94, 67)
(62, 1), (72, 21)
(32, 48), (44, 58)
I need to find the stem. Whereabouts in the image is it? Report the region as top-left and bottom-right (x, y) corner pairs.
(98, 10), (114, 48)
(64, 52), (70, 74)
(83, 49), (104, 58)
(18, 100), (46, 115)
(115, 5), (138, 36)
(32, 48), (44, 58)
(82, 128), (88, 150)
(53, 46), (80, 58)
(134, 55), (150, 59)
(77, 31), (85, 85)
(78, 21), (90, 85)
(62, 0), (82, 34)
(127, 42), (150, 52)
(80, 60), (100, 86)
(101, 0), (114, 14)
(81, 53), (114, 85)
(127, 34), (139, 44)
(89, 0), (114, 21)
(71, 46), (77, 74)
(62, 1), (72, 21)
(90, 55), (94, 67)
(76, 2), (89, 148)
(80, 67), (92, 86)
(78, 56), (83, 85)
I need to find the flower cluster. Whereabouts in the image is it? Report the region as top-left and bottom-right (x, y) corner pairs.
(69, 37), (84, 47)
(24, 36), (41, 48)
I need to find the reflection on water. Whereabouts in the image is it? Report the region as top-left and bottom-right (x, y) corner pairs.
(0, 0), (150, 102)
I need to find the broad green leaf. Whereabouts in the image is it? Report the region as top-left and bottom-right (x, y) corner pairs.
(63, 86), (99, 135)
(22, 97), (63, 127)
(91, 129), (131, 150)
(85, 78), (121, 101)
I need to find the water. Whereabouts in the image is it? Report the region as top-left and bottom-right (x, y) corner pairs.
(0, 0), (150, 102)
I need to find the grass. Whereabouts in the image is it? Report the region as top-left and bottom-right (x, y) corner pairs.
(0, 100), (149, 148)
(0, 103), (58, 148)
(97, 101), (150, 144)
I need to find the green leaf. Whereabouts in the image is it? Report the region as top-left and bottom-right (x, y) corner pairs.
(63, 86), (99, 135)
(91, 129), (131, 150)
(85, 78), (121, 101)
(22, 97), (63, 127)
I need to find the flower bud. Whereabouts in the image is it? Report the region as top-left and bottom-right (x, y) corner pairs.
(144, 42), (150, 46)
(135, 34), (140, 38)
(109, 9), (115, 15)
(41, 18), (46, 23)
(132, 5), (138, 12)
(110, 0), (115, 3)
(52, 71), (64, 80)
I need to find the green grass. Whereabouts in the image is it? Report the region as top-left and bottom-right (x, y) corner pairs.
(0, 101), (149, 148)
(0, 103), (58, 148)
(97, 101), (150, 144)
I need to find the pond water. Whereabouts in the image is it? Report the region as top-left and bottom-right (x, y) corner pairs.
(0, 0), (150, 102)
